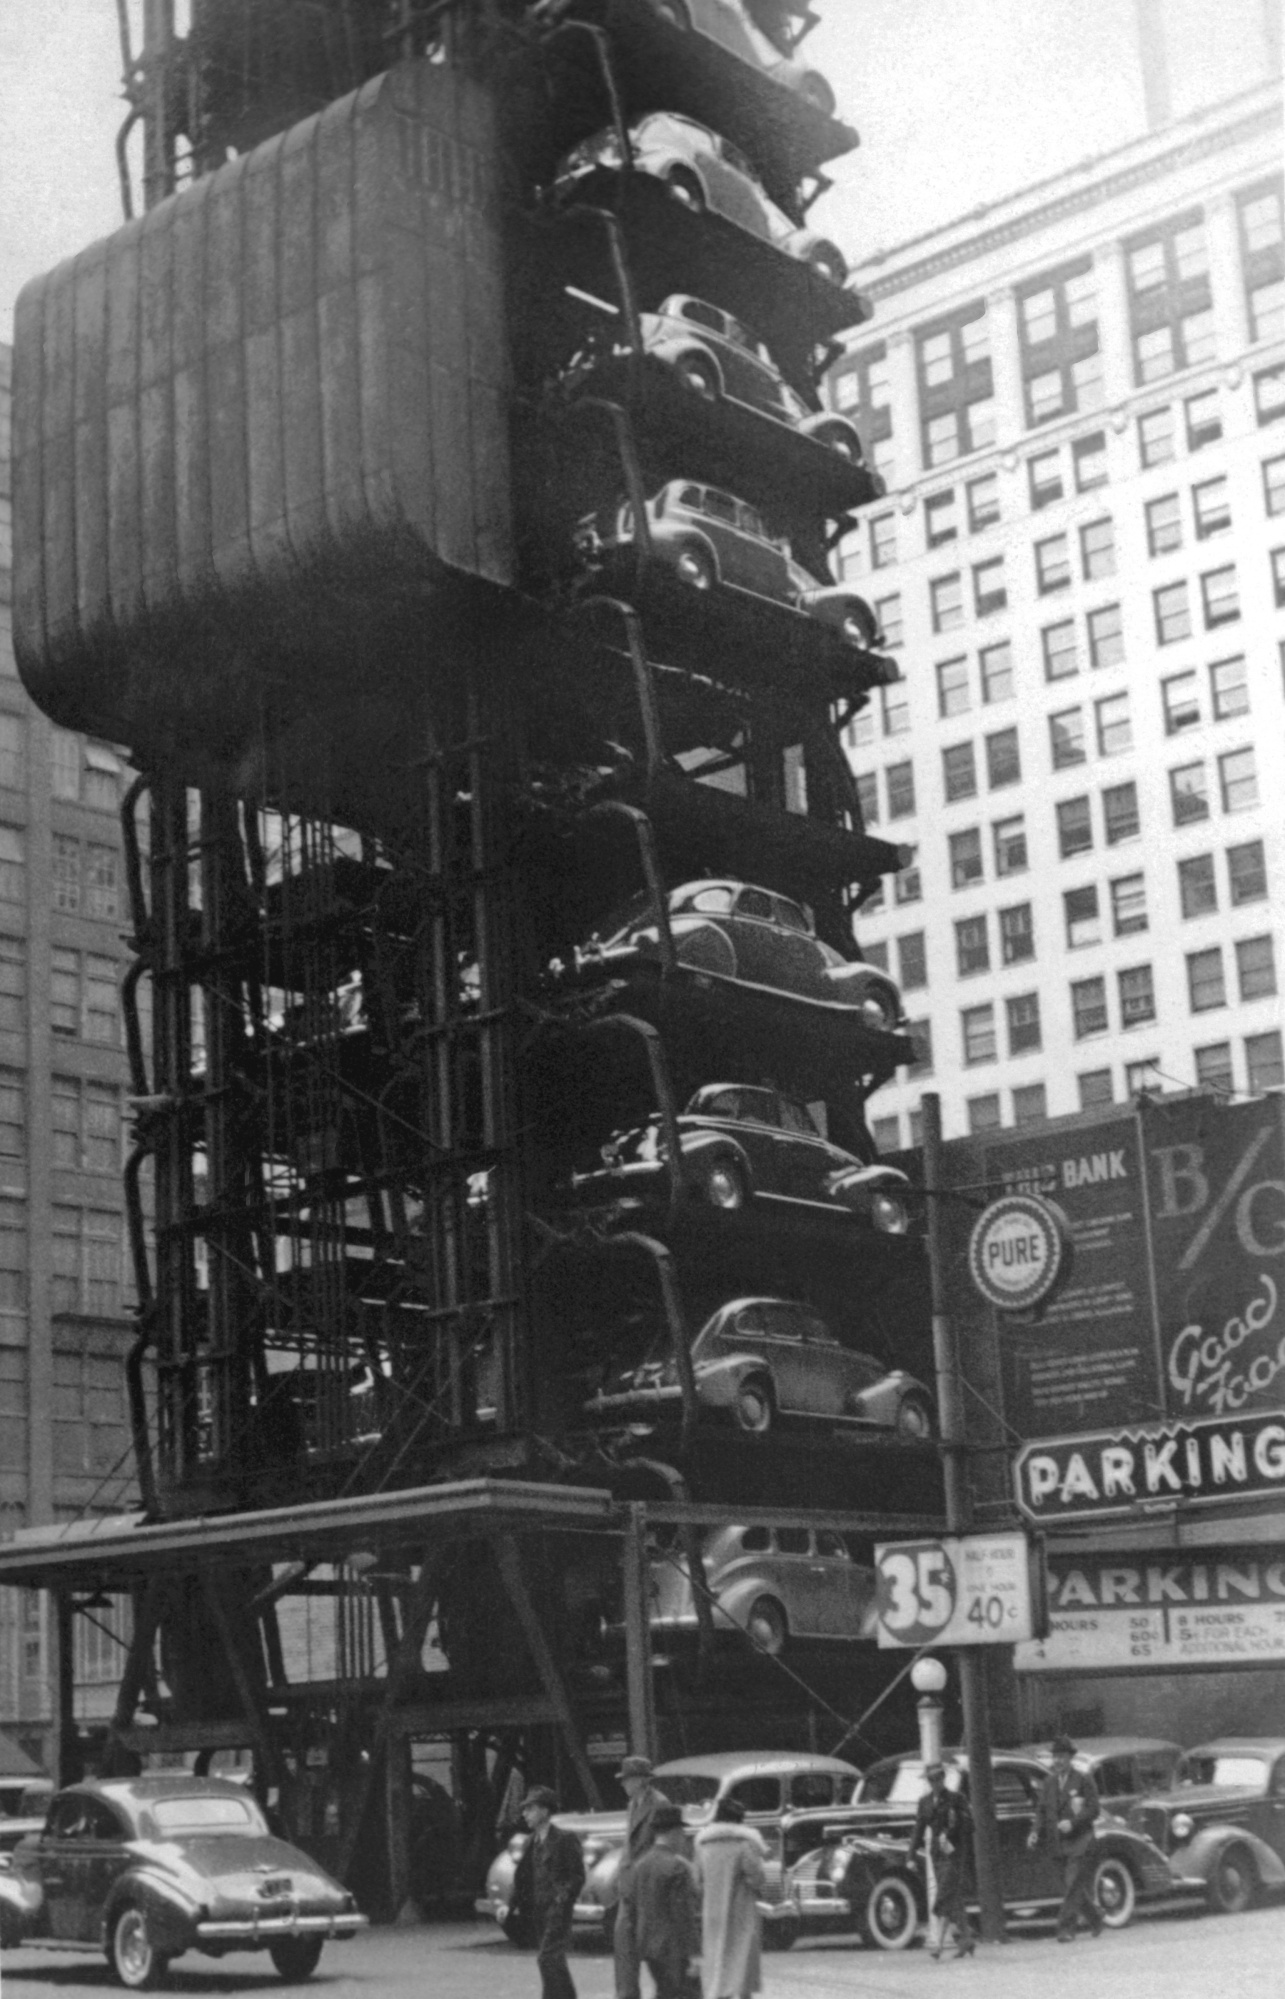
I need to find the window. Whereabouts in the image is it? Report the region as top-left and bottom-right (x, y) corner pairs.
(1250, 276), (1285, 341)
(1095, 692), (1132, 756)
(1119, 964), (1156, 1027)
(1135, 324), (1175, 381)
(53, 835), (81, 914)
(855, 773), (879, 825)
(905, 1020), (933, 1074)
(1146, 493), (1182, 555)
(1073, 432), (1108, 491)
(1185, 388), (1222, 451)
(49, 950), (119, 1045)
(967, 1093), (1002, 1133)
(1080, 517), (1115, 580)
(1103, 781), (1140, 844)
(886, 761), (916, 819)
(967, 474), (1000, 530)
(1193, 476), (1231, 540)
(1170, 760), (1209, 824)
(897, 932), (927, 989)
(846, 710), (874, 751)
(1111, 873), (1147, 935)
(925, 411), (960, 466)
(993, 815), (1027, 876)
(1007, 992), (1042, 1054)
(1125, 1058), (1161, 1097)
(1201, 565), (1239, 628)
(1029, 450), (1063, 508)
(1057, 795), (1093, 857)
(52, 1206), (123, 1318)
(0, 828), (24, 915)
(1035, 534), (1071, 593)
(1012, 1082), (1048, 1126)
(895, 850), (922, 903)
(1072, 976), (1108, 1039)
(937, 656), (970, 716)
(925, 491), (958, 548)
(1272, 548), (1285, 607)
(0, 716), (25, 794)
(1018, 260), (1100, 424)
(1209, 655), (1247, 720)
(949, 828), (983, 887)
(871, 1115), (901, 1153)
(1127, 214), (1212, 381)
(955, 914), (990, 976)
(874, 593), (902, 647)
(931, 573), (964, 632)
(881, 684), (910, 736)
(1264, 455), (1285, 516)
(862, 941), (890, 971)
(985, 727), (1020, 788)
(942, 742), (977, 802)
(1087, 603), (1124, 669)
(1236, 935), (1277, 1001)
(1228, 839), (1267, 906)
(973, 556), (1006, 617)
(1163, 670), (1200, 734)
(1240, 182), (1284, 255)
(871, 512), (897, 568)
(1064, 884), (1101, 949)
(1255, 364), (1285, 424)
(1194, 1043), (1234, 1094)
(48, 736), (120, 809)
(1079, 1068), (1113, 1108)
(1218, 747), (1258, 812)
(1138, 406), (1175, 466)
(917, 305), (994, 465)
(52, 1079), (121, 1174)
(1028, 368), (1065, 422)
(1042, 620), (1079, 681)
(999, 902), (1035, 965)
(962, 1003), (997, 1065)
(1187, 947), (1226, 1012)
(1178, 852), (1217, 917)
(980, 640), (1014, 704)
(1246, 1031), (1285, 1093)
(1154, 580), (1191, 644)
(0, 1069), (24, 1161)
(838, 533), (864, 582)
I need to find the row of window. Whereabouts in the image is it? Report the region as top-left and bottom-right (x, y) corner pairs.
(0, 1195), (125, 1320)
(0, 721), (124, 810)
(0, 1073), (123, 1173)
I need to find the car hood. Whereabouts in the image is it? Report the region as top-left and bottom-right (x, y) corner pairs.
(1144, 1783), (1267, 1818)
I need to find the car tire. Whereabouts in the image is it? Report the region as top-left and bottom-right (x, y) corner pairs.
(674, 543), (716, 591)
(796, 72), (837, 116)
(700, 1156), (746, 1209)
(806, 243), (847, 286)
(733, 1378), (775, 1436)
(763, 1911), (801, 1950)
(108, 1906), (167, 1990)
(269, 1937), (326, 1981)
(675, 354), (719, 400)
(859, 1872), (919, 1951)
(1092, 1855), (1137, 1929)
(895, 1394), (934, 1442)
(745, 1594), (788, 1655)
(811, 421), (859, 461)
(665, 168), (706, 214)
(1208, 1845), (1256, 1914)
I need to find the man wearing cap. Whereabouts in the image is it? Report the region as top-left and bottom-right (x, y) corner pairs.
(1029, 1735), (1103, 1941)
(613, 1754), (672, 1999)
(511, 1786), (586, 1999)
(907, 1761), (974, 1958)
(620, 1800), (701, 1999)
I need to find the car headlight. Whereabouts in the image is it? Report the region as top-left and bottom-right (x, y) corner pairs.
(1172, 1813), (1194, 1842)
(871, 1191), (909, 1234)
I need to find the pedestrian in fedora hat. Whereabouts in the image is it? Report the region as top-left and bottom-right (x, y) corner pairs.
(908, 1760), (974, 1958)
(509, 1785), (585, 1999)
(1029, 1735), (1103, 1941)
(620, 1800), (700, 1999)
(612, 1754), (672, 1999)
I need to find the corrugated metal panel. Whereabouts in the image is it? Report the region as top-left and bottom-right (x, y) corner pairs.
(12, 53), (512, 753)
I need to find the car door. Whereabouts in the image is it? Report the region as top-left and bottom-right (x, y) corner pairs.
(777, 1096), (833, 1206)
(724, 1088), (786, 1199)
(724, 1775), (785, 1891)
(995, 1763), (1054, 1903)
(695, 487), (756, 589)
(753, 1303), (813, 1416)
(36, 1794), (93, 1940)
(64, 1797), (133, 1940)
(694, 133), (771, 238)
(813, 1529), (877, 1638)
(727, 887), (781, 988)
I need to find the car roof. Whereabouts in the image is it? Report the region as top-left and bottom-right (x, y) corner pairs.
(1022, 1736), (1184, 1762)
(67, 1776), (256, 1804)
(1188, 1738), (1285, 1756)
(656, 1752), (859, 1780)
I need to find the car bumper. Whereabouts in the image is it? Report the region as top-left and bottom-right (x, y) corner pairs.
(195, 1913), (368, 1943)
(791, 1881), (850, 1920)
(477, 1895), (610, 1930)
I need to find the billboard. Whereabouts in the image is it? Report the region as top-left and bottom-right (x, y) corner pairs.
(1014, 1543), (1285, 1674)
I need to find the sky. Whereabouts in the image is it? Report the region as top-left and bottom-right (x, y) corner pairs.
(0, 0), (1276, 339)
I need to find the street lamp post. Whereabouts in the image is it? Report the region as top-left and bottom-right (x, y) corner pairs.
(911, 1655), (947, 1767)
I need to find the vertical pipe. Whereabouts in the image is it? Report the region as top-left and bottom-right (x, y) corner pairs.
(622, 1504), (658, 1764)
(48, 1591), (78, 1785)
(1134, 0), (1172, 131)
(141, 0), (176, 208)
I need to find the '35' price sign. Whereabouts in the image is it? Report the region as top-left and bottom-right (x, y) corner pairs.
(874, 1533), (1035, 1648)
(875, 1541), (958, 1645)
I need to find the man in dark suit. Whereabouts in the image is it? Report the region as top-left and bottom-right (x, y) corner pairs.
(907, 1761), (975, 1958)
(613, 1754), (671, 1999)
(619, 1800), (700, 1999)
(1028, 1735), (1103, 1941)
(511, 1786), (586, 1999)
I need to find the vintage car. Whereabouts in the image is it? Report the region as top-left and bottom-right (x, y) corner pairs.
(571, 881), (904, 1033)
(619, 1519), (881, 1656)
(1025, 1736), (1187, 1816)
(786, 1750), (1175, 1947)
(552, 113), (849, 284)
(574, 480), (879, 642)
(585, 1296), (934, 1438)
(1126, 1737), (1285, 1912)
(571, 1082), (911, 1228)
(644, 0), (837, 113)
(483, 1750), (861, 1947)
(0, 1776), (366, 1986)
(0, 1780), (52, 1856)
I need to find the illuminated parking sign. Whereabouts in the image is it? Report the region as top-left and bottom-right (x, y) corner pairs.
(968, 1194), (1066, 1312)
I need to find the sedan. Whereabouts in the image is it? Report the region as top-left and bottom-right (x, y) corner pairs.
(553, 112), (849, 283)
(644, 0), (838, 115)
(586, 1295), (934, 1438)
(0, 1776), (366, 1987)
(634, 1519), (880, 1655)
(572, 1081), (911, 1227)
(787, 1751), (1174, 1947)
(1126, 1737), (1285, 1913)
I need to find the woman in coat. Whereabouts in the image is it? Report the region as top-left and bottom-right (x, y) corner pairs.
(693, 1799), (767, 1999)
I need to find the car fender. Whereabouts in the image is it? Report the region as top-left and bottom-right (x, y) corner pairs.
(834, 1845), (924, 1911)
(101, 1866), (204, 1955)
(798, 411), (863, 457)
(0, 1861), (44, 1945)
(648, 337), (724, 393)
(651, 520), (720, 580)
(694, 1352), (768, 1408)
(1175, 1824), (1285, 1888)
(715, 1575), (783, 1630)
(679, 1130), (753, 1192)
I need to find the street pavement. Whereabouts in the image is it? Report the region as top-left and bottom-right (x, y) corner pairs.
(5, 1905), (1285, 1999)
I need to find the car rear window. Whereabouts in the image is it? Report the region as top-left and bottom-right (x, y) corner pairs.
(152, 1796), (264, 1833)
(1186, 1754), (1268, 1789)
(654, 1775), (720, 1807)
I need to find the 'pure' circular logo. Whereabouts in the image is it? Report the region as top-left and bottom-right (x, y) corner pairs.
(968, 1194), (1066, 1311)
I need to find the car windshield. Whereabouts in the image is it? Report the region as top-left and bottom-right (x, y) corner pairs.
(1183, 1754), (1268, 1789)
(655, 1775), (721, 1807)
(151, 1795), (266, 1834)
(857, 1760), (933, 1804)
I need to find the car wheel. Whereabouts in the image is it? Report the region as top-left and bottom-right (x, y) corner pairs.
(763, 1911), (801, 1950)
(806, 243), (847, 286)
(895, 1394), (933, 1442)
(269, 1937), (325, 1981)
(733, 1378), (775, 1436)
(811, 421), (859, 461)
(860, 1872), (919, 1950)
(665, 168), (706, 214)
(1208, 1845), (1256, 1914)
(675, 354), (719, 399)
(1092, 1856), (1137, 1929)
(796, 72), (837, 116)
(108, 1906), (167, 1990)
(745, 1594), (788, 1654)
(674, 543), (716, 591)
(700, 1156), (746, 1210)
(838, 604), (876, 646)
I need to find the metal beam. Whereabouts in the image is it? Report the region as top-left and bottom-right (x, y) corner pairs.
(622, 1504), (658, 1762)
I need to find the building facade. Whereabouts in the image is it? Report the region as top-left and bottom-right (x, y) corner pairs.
(828, 81), (1284, 1146)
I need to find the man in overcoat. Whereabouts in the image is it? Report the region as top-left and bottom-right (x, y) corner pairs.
(1028, 1735), (1103, 1941)
(620, 1800), (700, 1999)
(511, 1786), (587, 1999)
(613, 1754), (672, 1999)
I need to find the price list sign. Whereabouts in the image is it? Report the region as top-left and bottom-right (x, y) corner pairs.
(875, 1533), (1035, 1649)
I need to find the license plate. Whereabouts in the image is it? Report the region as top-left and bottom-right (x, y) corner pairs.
(258, 1877), (292, 1898)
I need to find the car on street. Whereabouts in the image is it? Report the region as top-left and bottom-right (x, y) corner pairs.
(584, 1295), (934, 1438)
(571, 1082), (911, 1228)
(641, 0), (838, 114)
(0, 1775), (367, 1986)
(620, 1519), (880, 1655)
(552, 113), (850, 284)
(1126, 1736), (1285, 1913)
(0, 1781), (52, 1856)
(483, 1750), (861, 1946)
(785, 1750), (1175, 1947)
